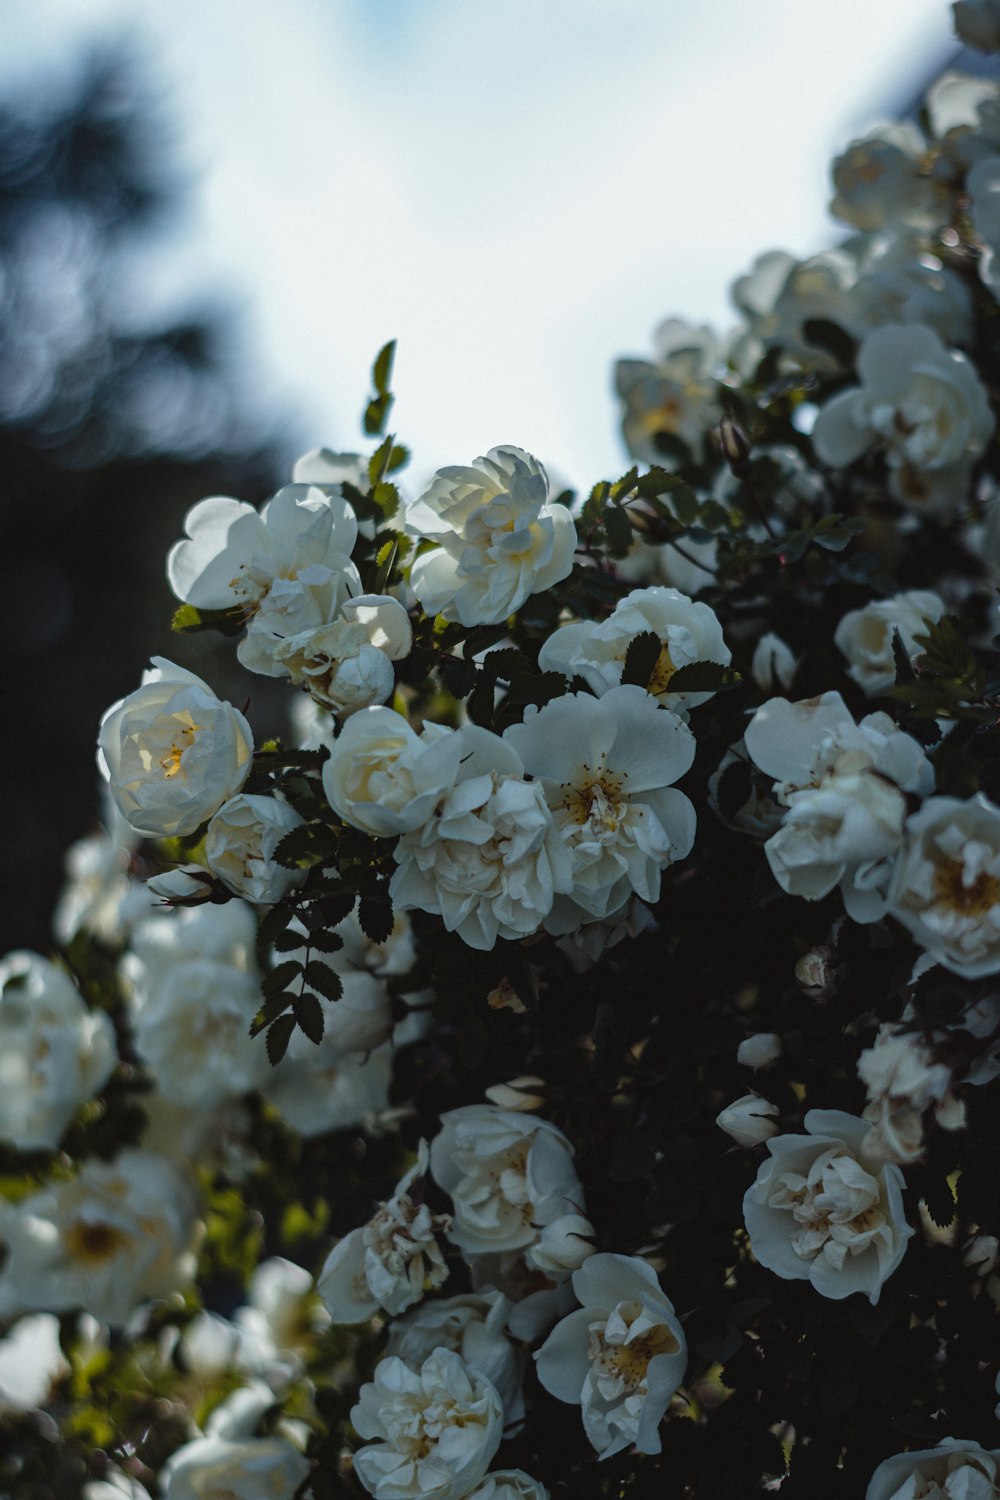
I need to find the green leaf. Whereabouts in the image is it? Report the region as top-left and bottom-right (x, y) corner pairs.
(357, 897), (394, 945)
(171, 603), (246, 636)
(374, 538), (399, 593)
(263, 960), (302, 997)
(294, 992), (325, 1045)
(372, 481), (399, 520)
(306, 929), (345, 954)
(303, 960), (344, 1003)
(250, 990), (295, 1037)
(364, 340), (396, 435)
(603, 504), (633, 558)
(621, 631), (662, 689)
(372, 339), (396, 396)
(265, 1014), (296, 1066)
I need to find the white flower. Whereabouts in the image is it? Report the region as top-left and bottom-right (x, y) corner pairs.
(812, 325), (994, 516)
(460, 1474), (549, 1500)
(167, 474), (361, 669)
(968, 154), (1000, 296)
(555, 896), (657, 973)
(430, 1106), (584, 1263)
(504, 685), (696, 935)
(84, 1471), (151, 1500)
(737, 1033), (782, 1070)
(535, 1253), (687, 1460)
(234, 1256), (321, 1379)
(954, 0), (1000, 51)
(126, 900), (269, 1108)
(0, 952), (116, 1150)
(0, 1148), (200, 1327)
(716, 1094), (780, 1147)
(54, 830), (146, 947)
(524, 1213), (597, 1278)
(744, 691), (933, 921)
(849, 232), (975, 349)
(404, 445), (575, 627)
(147, 865), (215, 904)
(205, 793), (307, 904)
(322, 706), (463, 838)
(387, 1288), (524, 1425)
(858, 1023), (959, 1167)
(866, 1438), (1000, 1500)
(539, 587), (730, 715)
(732, 247), (857, 372)
(161, 1433), (310, 1500)
(751, 634), (797, 693)
(271, 593), (412, 713)
(835, 590), (945, 697)
(263, 1037), (391, 1138)
(317, 1142), (450, 1322)
(98, 658), (254, 838)
(390, 725), (571, 950)
(743, 1109), (913, 1304)
(830, 123), (947, 231)
(615, 319), (723, 463)
(887, 795), (1000, 976)
(351, 1350), (503, 1500)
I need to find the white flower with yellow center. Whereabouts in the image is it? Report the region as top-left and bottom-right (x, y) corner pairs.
(161, 1433), (310, 1500)
(743, 1109), (913, 1304)
(830, 122), (947, 231)
(539, 587), (730, 716)
(614, 319), (722, 464)
(404, 445), (576, 627)
(205, 792), (307, 904)
(322, 706), (464, 839)
(535, 1253), (687, 1460)
(887, 795), (1000, 977)
(0, 1148), (200, 1327)
(98, 658), (253, 838)
(504, 685), (696, 935)
(387, 1289), (524, 1426)
(167, 466), (361, 652)
(270, 593), (412, 714)
(834, 589), (945, 698)
(351, 1350), (503, 1500)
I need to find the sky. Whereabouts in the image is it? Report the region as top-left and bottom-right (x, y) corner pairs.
(2, 0), (957, 491)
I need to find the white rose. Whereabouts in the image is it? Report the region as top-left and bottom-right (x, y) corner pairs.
(84, 1471), (151, 1500)
(834, 590), (945, 697)
(954, 0), (1000, 51)
(539, 586), (730, 715)
(98, 658), (253, 838)
(0, 952), (116, 1150)
(430, 1106), (584, 1263)
(271, 593), (412, 714)
(322, 706), (463, 838)
(744, 691), (933, 921)
(535, 1253), (687, 1459)
(716, 1094), (780, 1147)
(732, 247), (857, 372)
(743, 1108), (914, 1304)
(262, 1037), (391, 1139)
(404, 445), (576, 627)
(147, 865), (215, 904)
(461, 1475), (549, 1500)
(614, 319), (722, 463)
(205, 793), (307, 904)
(849, 231), (974, 349)
(866, 1438), (1000, 1500)
(387, 1288), (524, 1425)
(161, 1434), (310, 1500)
(504, 685), (696, 935)
(0, 1148), (200, 1327)
(54, 831), (145, 947)
(555, 896), (658, 973)
(812, 325), (994, 516)
(390, 725), (572, 950)
(887, 795), (1000, 976)
(858, 1023), (958, 1164)
(830, 123), (947, 231)
(351, 1350), (503, 1500)
(317, 1141), (450, 1323)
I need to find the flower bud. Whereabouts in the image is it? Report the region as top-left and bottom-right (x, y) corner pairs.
(716, 1094), (779, 1147)
(719, 415), (752, 474)
(737, 1032), (782, 1069)
(965, 1234), (999, 1276)
(147, 866), (215, 905)
(795, 946), (837, 996)
(751, 634), (797, 693)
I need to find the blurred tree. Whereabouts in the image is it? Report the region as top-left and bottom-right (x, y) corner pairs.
(0, 50), (287, 954)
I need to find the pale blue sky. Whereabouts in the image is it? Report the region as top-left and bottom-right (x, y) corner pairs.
(3, 0), (955, 488)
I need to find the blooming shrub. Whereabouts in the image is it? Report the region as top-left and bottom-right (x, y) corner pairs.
(7, 7), (1000, 1497)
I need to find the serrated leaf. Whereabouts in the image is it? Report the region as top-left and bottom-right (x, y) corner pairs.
(603, 504), (633, 558)
(357, 897), (394, 945)
(439, 655), (477, 699)
(250, 990), (296, 1037)
(374, 537), (399, 593)
(265, 1014), (296, 1066)
(303, 960), (343, 1003)
(273, 825), (318, 870)
(273, 928), (307, 953)
(621, 631), (662, 689)
(372, 481), (399, 520)
(368, 435), (393, 484)
(306, 929), (344, 954)
(294, 992), (325, 1045)
(263, 960), (302, 997)
(372, 339), (395, 396)
(256, 903), (293, 959)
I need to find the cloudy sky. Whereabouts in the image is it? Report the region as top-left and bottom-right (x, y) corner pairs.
(3, 0), (955, 488)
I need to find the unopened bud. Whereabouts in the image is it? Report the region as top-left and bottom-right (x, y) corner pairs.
(795, 947), (837, 996)
(751, 634), (797, 693)
(737, 1032), (782, 1069)
(147, 866), (215, 906)
(719, 416), (752, 475)
(716, 1094), (779, 1147)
